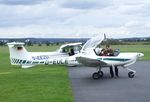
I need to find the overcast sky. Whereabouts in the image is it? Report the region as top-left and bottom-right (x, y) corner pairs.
(0, 0), (150, 38)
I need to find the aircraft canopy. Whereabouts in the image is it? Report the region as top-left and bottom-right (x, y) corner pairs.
(81, 34), (105, 51)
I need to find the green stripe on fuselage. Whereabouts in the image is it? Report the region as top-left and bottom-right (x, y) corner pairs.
(97, 58), (130, 62)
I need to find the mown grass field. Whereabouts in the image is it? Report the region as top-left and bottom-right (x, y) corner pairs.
(0, 44), (149, 102)
(0, 45), (73, 102)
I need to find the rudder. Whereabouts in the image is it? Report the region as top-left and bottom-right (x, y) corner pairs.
(7, 42), (29, 65)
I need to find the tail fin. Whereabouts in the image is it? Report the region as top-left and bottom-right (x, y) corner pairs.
(7, 42), (29, 65)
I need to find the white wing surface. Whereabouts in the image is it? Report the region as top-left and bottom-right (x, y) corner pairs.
(76, 56), (107, 67)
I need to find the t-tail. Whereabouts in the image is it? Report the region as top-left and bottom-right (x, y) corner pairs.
(7, 42), (33, 68)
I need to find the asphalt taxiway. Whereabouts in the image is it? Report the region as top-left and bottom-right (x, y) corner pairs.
(68, 61), (150, 102)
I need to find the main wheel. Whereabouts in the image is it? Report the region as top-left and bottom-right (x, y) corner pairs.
(128, 71), (135, 78)
(98, 71), (104, 77)
(92, 72), (100, 80)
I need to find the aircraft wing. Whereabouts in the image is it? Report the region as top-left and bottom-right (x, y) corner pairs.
(76, 56), (107, 67)
(58, 42), (82, 52)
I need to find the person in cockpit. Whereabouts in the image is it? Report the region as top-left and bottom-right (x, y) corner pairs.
(68, 48), (75, 56)
(105, 45), (114, 56)
(99, 48), (107, 56)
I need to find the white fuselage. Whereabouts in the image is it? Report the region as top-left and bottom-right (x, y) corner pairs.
(10, 51), (79, 68)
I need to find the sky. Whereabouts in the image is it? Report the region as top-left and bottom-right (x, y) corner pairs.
(0, 0), (150, 38)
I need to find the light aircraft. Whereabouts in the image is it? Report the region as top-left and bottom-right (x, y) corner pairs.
(7, 34), (144, 79)
(7, 42), (82, 68)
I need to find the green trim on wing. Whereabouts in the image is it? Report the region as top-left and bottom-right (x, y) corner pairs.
(97, 58), (130, 62)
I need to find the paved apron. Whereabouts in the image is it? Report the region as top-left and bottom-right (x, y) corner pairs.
(68, 61), (150, 102)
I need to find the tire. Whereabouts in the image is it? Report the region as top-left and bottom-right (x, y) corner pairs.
(128, 71), (134, 78)
(98, 71), (104, 77)
(92, 72), (100, 80)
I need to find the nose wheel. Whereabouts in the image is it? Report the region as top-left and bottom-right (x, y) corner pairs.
(92, 71), (103, 80)
(128, 71), (135, 78)
(125, 67), (136, 78)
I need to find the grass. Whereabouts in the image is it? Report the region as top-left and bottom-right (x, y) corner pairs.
(0, 46), (73, 102)
(0, 44), (149, 102)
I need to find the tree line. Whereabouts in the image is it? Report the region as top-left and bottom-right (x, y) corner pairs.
(0, 38), (150, 46)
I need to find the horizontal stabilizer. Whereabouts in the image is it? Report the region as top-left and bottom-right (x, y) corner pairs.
(7, 42), (24, 47)
(22, 65), (35, 68)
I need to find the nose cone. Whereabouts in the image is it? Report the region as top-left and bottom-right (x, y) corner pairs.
(138, 53), (144, 58)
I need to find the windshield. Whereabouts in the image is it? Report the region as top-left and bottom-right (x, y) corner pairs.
(81, 34), (105, 51)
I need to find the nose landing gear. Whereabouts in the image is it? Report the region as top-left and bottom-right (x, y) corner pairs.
(126, 68), (136, 78)
(128, 71), (135, 78)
